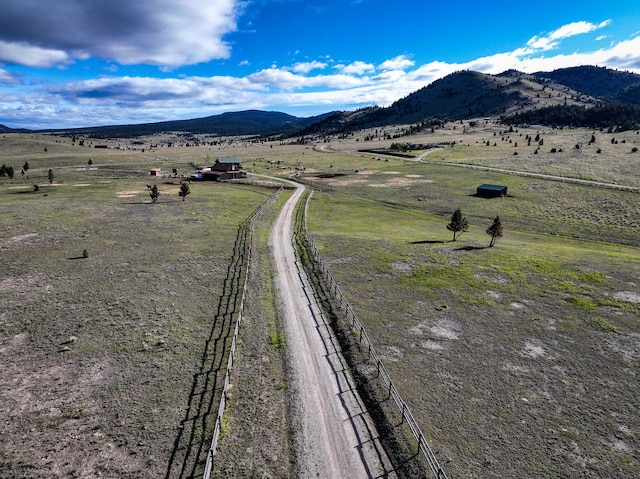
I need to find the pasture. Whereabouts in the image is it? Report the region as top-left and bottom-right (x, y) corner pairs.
(0, 134), (279, 477)
(1, 122), (639, 478)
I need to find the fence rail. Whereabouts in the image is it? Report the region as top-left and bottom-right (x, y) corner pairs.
(296, 190), (449, 479)
(202, 187), (282, 479)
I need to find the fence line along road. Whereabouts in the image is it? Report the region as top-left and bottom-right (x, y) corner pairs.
(202, 187), (282, 479)
(296, 190), (449, 479)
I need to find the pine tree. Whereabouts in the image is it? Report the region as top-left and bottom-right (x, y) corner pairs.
(178, 183), (190, 201)
(47, 169), (54, 184)
(149, 185), (159, 203)
(447, 208), (469, 241)
(486, 216), (504, 247)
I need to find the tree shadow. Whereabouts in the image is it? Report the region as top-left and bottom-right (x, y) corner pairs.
(455, 245), (489, 251)
(409, 239), (447, 245)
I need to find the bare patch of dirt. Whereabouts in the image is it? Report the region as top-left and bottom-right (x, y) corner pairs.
(116, 190), (141, 198)
(369, 177), (433, 188)
(332, 178), (368, 186)
(391, 261), (413, 272)
(614, 291), (640, 303)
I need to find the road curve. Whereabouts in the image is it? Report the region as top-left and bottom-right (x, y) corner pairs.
(271, 180), (395, 478)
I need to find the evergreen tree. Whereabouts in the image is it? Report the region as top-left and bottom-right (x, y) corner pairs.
(486, 216), (504, 247)
(149, 184), (160, 203)
(47, 169), (54, 184)
(178, 183), (190, 201)
(447, 208), (469, 241)
(0, 164), (14, 178)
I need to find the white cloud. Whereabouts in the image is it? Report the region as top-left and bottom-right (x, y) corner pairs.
(526, 20), (611, 52)
(0, 0), (241, 68)
(0, 40), (69, 68)
(549, 21), (603, 40)
(290, 61), (328, 74)
(339, 61), (375, 75)
(378, 55), (414, 71)
(0, 67), (20, 84)
(372, 70), (407, 83)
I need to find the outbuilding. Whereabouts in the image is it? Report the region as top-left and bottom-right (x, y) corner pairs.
(477, 184), (507, 198)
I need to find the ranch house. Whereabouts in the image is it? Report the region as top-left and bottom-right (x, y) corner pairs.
(199, 157), (247, 181)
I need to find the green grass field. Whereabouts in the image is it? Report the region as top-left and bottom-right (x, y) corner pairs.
(304, 190), (639, 478)
(296, 126), (640, 477)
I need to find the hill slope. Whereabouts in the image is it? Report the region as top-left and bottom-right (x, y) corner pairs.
(0, 124), (31, 134)
(295, 70), (600, 136)
(45, 110), (335, 139)
(533, 65), (640, 104)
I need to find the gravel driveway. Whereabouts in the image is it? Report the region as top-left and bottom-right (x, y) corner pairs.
(271, 181), (396, 478)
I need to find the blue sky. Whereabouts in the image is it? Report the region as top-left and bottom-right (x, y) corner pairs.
(1, 0), (639, 130)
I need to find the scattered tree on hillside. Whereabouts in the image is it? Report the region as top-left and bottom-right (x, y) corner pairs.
(179, 183), (190, 201)
(47, 169), (54, 184)
(149, 184), (159, 203)
(0, 164), (14, 178)
(447, 208), (469, 241)
(486, 216), (504, 247)
(23, 161), (29, 172)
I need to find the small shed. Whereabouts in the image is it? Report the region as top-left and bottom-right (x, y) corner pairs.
(477, 184), (507, 198)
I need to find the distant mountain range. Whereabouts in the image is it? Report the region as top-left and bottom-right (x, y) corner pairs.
(0, 124), (31, 134)
(4, 66), (640, 137)
(40, 110), (337, 139)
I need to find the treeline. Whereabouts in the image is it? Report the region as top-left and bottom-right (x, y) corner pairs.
(502, 103), (640, 131)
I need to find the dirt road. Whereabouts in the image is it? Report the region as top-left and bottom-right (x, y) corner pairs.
(271, 181), (396, 478)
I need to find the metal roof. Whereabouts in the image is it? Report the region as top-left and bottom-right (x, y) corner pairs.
(478, 184), (507, 191)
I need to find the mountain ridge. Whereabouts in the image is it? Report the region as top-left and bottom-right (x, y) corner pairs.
(4, 65), (640, 137)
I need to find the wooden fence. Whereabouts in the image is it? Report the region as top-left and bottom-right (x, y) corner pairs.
(295, 190), (449, 479)
(202, 187), (282, 479)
